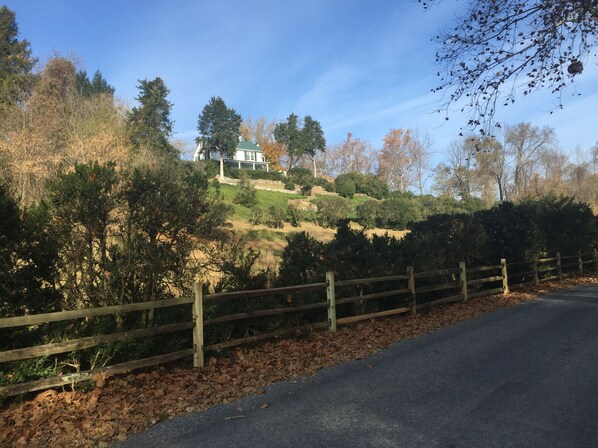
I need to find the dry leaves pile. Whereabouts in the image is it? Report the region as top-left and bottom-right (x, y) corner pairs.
(1, 275), (596, 447)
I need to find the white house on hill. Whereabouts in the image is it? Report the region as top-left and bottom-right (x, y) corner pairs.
(193, 139), (270, 172)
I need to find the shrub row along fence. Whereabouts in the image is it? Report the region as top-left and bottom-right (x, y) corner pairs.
(1, 249), (597, 398)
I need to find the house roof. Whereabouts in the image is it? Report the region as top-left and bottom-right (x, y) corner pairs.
(237, 140), (262, 152)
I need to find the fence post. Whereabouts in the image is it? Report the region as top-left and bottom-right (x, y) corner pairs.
(501, 258), (509, 294)
(532, 260), (539, 285)
(407, 266), (416, 316)
(594, 248), (598, 273)
(326, 271), (337, 333)
(556, 252), (562, 279)
(578, 250), (583, 275)
(192, 281), (204, 368)
(459, 261), (468, 302)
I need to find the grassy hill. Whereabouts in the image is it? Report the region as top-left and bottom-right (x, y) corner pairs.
(212, 181), (407, 271)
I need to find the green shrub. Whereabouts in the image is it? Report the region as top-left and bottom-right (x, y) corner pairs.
(335, 172), (388, 199)
(399, 213), (489, 270)
(360, 174), (389, 199)
(335, 175), (356, 199)
(284, 179), (296, 191)
(195, 160), (220, 178)
(315, 196), (352, 228)
(249, 206), (263, 226)
(278, 232), (326, 285)
(233, 174), (258, 208)
(376, 197), (420, 230)
(287, 167), (313, 185)
(300, 182), (313, 196)
(0, 183), (59, 328)
(227, 168), (284, 182)
(313, 177), (335, 192)
(355, 200), (380, 230)
(266, 206), (285, 228)
(286, 204), (301, 227)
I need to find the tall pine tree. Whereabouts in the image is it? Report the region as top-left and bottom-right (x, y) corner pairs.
(0, 6), (36, 113)
(76, 69), (115, 97)
(127, 77), (177, 157)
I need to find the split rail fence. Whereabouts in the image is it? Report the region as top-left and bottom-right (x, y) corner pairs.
(1, 249), (597, 398)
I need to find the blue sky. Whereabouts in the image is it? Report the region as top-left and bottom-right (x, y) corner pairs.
(5, 0), (598, 163)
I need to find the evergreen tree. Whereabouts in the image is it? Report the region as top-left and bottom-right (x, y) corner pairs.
(75, 70), (91, 96)
(127, 77), (177, 157)
(90, 70), (114, 95)
(274, 114), (326, 174)
(76, 69), (115, 97)
(197, 96), (242, 179)
(0, 6), (36, 113)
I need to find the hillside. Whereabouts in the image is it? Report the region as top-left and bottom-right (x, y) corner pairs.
(213, 181), (408, 270)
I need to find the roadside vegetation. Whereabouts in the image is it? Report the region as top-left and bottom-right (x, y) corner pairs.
(0, 4), (597, 431)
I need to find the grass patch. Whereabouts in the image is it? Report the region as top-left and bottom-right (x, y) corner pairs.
(245, 229), (289, 242)
(215, 184), (305, 220)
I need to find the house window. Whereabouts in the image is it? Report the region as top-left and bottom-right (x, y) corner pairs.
(245, 151), (256, 161)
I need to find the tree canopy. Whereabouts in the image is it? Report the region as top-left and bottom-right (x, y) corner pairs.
(76, 69), (115, 97)
(425, 0), (598, 133)
(127, 77), (177, 157)
(0, 6), (36, 113)
(197, 96), (242, 179)
(274, 113), (326, 173)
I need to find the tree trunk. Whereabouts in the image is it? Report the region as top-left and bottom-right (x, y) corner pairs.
(312, 158), (317, 178)
(219, 154), (224, 180)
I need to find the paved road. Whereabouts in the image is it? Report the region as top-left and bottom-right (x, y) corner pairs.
(119, 284), (598, 448)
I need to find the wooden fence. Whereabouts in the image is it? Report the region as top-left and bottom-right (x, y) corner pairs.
(1, 249), (597, 398)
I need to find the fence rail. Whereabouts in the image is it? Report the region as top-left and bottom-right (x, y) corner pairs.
(1, 248), (597, 398)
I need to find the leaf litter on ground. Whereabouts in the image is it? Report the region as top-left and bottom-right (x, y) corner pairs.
(0, 275), (596, 447)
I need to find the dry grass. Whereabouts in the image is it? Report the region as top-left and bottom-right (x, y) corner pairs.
(232, 220), (409, 270)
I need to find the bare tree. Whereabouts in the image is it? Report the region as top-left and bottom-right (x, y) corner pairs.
(505, 122), (556, 199)
(0, 57), (130, 206)
(320, 132), (376, 178)
(533, 148), (571, 196)
(474, 137), (509, 201)
(425, 0), (598, 132)
(378, 128), (417, 192)
(410, 130), (433, 195)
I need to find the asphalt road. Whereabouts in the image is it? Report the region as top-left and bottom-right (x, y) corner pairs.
(119, 283), (598, 448)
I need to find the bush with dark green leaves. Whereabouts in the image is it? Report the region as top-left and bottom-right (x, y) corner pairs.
(278, 232), (326, 286)
(287, 167), (313, 186)
(359, 174), (389, 199)
(2, 160), (232, 385)
(233, 174), (258, 208)
(334, 175), (356, 199)
(335, 172), (388, 199)
(315, 196), (352, 228)
(284, 179), (295, 191)
(312, 177), (335, 192)
(375, 197), (421, 230)
(534, 196), (597, 256)
(195, 159), (220, 178)
(355, 200), (380, 230)
(0, 184), (60, 352)
(286, 204), (302, 227)
(227, 168), (284, 182)
(399, 213), (490, 271)
(300, 182), (313, 196)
